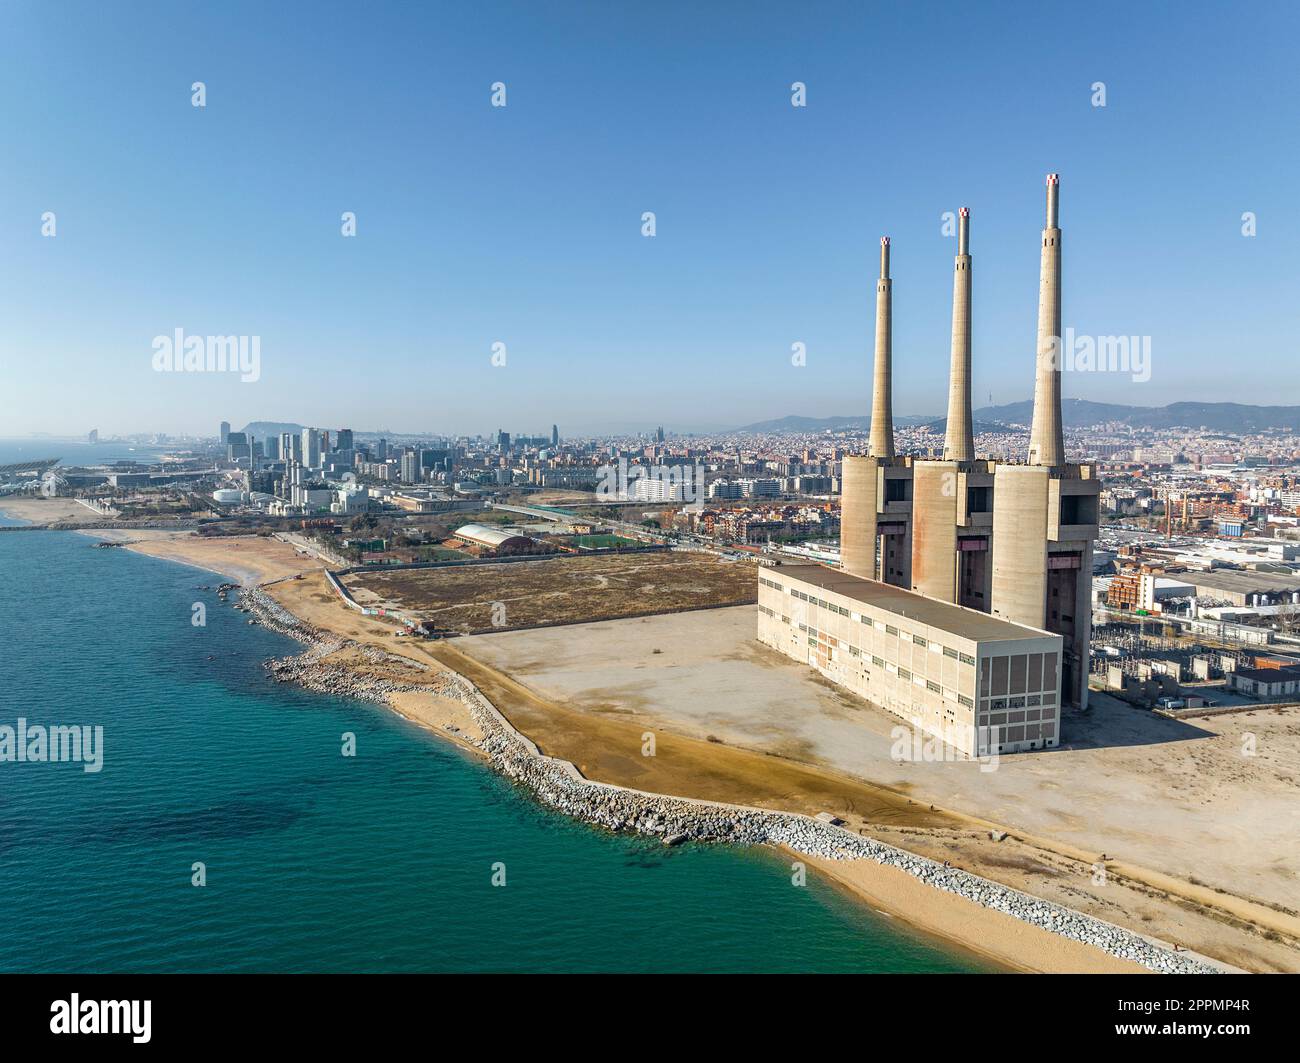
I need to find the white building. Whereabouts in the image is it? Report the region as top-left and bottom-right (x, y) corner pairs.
(301, 428), (322, 470)
(758, 562), (1063, 757)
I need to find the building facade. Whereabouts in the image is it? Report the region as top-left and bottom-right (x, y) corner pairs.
(758, 562), (1063, 757)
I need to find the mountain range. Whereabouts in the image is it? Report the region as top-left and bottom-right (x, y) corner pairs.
(739, 401), (1300, 434)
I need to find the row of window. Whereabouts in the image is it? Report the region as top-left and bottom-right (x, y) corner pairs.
(769, 583), (976, 665)
(775, 611), (978, 712)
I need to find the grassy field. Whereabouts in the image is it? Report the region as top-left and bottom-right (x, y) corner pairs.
(345, 551), (756, 633)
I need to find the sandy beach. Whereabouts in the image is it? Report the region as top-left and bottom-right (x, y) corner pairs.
(95, 529), (324, 586)
(47, 528), (1283, 973)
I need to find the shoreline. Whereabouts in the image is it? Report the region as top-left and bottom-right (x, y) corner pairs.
(237, 582), (1204, 973)
(30, 522), (1235, 973)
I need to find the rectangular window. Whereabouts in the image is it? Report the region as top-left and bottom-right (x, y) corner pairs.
(943, 646), (958, 659)
(992, 655), (1009, 696)
(926, 680), (941, 693)
(885, 625), (898, 637)
(960, 652), (975, 666)
(898, 668), (911, 681)
(1010, 654), (1027, 695)
(913, 634), (927, 647)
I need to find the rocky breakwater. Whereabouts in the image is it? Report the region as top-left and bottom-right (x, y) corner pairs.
(435, 673), (1219, 974)
(244, 587), (1219, 975)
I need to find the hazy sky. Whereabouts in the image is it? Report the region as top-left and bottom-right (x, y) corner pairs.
(2, 0), (1297, 438)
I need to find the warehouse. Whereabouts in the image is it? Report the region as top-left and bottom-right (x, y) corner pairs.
(1183, 570), (1300, 608)
(757, 561), (1063, 758)
(452, 523), (535, 552)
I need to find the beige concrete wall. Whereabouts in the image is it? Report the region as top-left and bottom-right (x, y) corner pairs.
(911, 461), (958, 601)
(990, 465), (1050, 629)
(840, 455), (879, 579)
(758, 567), (1060, 758)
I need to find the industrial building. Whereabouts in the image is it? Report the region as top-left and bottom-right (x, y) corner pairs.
(836, 175), (1100, 712)
(758, 561), (1063, 757)
(453, 523), (535, 551)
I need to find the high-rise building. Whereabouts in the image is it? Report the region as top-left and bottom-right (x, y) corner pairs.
(400, 450), (420, 484)
(336, 428), (354, 452)
(226, 432), (251, 465)
(219, 421), (230, 445)
(551, 424), (559, 446)
(301, 428), (322, 469)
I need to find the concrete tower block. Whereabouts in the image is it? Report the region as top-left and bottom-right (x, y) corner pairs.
(944, 208), (974, 462)
(1028, 174), (1065, 467)
(869, 237), (895, 460)
(990, 464), (1051, 628)
(911, 460), (959, 601)
(840, 455), (880, 579)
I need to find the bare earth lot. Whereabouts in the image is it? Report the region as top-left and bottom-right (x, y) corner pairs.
(459, 604), (1300, 972)
(0, 496), (105, 524)
(346, 551), (756, 633)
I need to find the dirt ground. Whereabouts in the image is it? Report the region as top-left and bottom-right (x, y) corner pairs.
(0, 496), (107, 524)
(458, 605), (1300, 972)
(346, 551), (756, 633)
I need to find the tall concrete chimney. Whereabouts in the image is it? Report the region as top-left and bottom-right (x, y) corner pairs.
(869, 237), (895, 459)
(943, 208), (973, 461)
(1027, 174), (1064, 467)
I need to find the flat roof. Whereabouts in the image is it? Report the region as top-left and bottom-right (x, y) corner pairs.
(1185, 570), (1300, 595)
(766, 562), (1056, 644)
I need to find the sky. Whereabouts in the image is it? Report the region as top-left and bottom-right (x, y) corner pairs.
(1, 0), (1298, 438)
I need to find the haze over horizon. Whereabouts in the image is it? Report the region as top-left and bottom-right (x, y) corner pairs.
(3, 0), (1298, 437)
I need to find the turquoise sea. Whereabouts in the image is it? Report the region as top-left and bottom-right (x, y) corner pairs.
(0, 521), (986, 972)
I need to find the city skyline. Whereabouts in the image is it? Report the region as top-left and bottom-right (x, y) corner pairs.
(3, 1), (1299, 438)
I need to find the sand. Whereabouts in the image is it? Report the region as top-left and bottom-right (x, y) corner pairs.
(798, 852), (1147, 974)
(117, 531), (325, 586)
(89, 531), (1285, 972)
(0, 496), (108, 524)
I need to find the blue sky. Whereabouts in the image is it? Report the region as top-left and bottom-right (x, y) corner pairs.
(1, 0), (1297, 437)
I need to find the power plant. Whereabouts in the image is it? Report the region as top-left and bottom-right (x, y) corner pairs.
(759, 175), (1101, 757)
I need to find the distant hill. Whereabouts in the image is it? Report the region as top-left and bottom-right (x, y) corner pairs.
(739, 401), (1300, 435)
(240, 421), (305, 439)
(971, 400), (1300, 432)
(736, 413), (938, 433)
(922, 417), (1016, 436)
